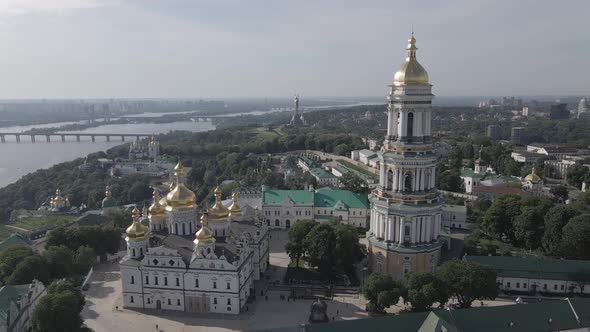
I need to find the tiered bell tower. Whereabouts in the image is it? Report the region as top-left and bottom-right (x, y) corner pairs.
(368, 34), (444, 279)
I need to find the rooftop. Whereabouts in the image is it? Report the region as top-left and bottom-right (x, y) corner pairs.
(466, 255), (590, 281)
(262, 189), (368, 209)
(308, 167), (337, 179)
(0, 284), (31, 324)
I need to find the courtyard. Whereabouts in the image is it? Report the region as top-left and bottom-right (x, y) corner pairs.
(81, 230), (514, 332)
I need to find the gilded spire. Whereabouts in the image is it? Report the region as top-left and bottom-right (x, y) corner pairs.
(209, 186), (229, 220)
(166, 160), (196, 210)
(148, 189), (165, 217)
(228, 192), (242, 218)
(393, 33), (429, 86)
(194, 213), (215, 245)
(126, 207), (149, 241)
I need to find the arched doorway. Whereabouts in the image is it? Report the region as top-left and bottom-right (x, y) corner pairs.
(266, 219), (270, 226)
(156, 300), (162, 310)
(407, 112), (414, 138)
(275, 219), (280, 227)
(286, 220), (291, 228)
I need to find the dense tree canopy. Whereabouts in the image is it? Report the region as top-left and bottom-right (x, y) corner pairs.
(436, 260), (498, 308)
(361, 273), (405, 314)
(404, 272), (449, 312)
(32, 280), (85, 332)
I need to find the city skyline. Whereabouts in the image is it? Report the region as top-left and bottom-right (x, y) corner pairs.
(0, 0), (589, 99)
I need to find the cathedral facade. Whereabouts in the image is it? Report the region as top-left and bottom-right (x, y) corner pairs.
(367, 34), (445, 279)
(120, 161), (269, 314)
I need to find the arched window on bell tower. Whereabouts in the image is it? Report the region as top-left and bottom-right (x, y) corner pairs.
(387, 170), (393, 190)
(407, 112), (414, 138)
(404, 172), (413, 192)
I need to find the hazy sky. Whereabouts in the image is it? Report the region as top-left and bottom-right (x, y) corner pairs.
(0, 0), (589, 99)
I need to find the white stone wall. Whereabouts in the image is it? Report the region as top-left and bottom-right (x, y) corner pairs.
(497, 276), (590, 295)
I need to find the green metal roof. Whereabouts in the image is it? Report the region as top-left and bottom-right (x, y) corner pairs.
(314, 189), (369, 209)
(0, 234), (32, 252)
(466, 255), (590, 281)
(304, 298), (590, 332)
(262, 189), (368, 209)
(262, 190), (314, 205)
(0, 284), (31, 324)
(308, 168), (336, 179)
(460, 168), (483, 178)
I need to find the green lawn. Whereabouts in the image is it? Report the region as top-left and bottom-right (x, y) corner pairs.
(0, 226), (13, 241)
(254, 127), (281, 139)
(11, 215), (76, 231)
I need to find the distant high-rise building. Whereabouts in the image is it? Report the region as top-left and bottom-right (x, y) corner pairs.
(511, 127), (526, 145)
(486, 125), (500, 140)
(550, 103), (570, 119)
(577, 97), (589, 119)
(522, 106), (529, 117)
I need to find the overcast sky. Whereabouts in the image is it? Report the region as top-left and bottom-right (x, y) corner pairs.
(0, 0), (588, 99)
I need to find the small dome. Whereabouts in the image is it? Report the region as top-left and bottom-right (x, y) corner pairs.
(524, 167), (541, 183)
(166, 161), (196, 211)
(209, 186), (229, 220)
(148, 189), (165, 217)
(194, 214), (215, 245)
(126, 207), (149, 241)
(101, 185), (116, 209)
(392, 34), (429, 86)
(228, 192), (241, 218)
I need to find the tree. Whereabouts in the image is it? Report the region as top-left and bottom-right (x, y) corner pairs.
(44, 245), (76, 279)
(513, 207), (545, 250)
(404, 272), (449, 311)
(542, 205), (578, 256)
(304, 223), (338, 278)
(561, 214), (590, 260)
(127, 181), (151, 203)
(481, 195), (522, 241)
(361, 273), (405, 314)
(285, 220), (316, 266)
(550, 185), (569, 202)
(339, 172), (368, 194)
(32, 280), (85, 332)
(0, 246), (35, 283)
(567, 164), (589, 188)
(75, 246), (96, 274)
(6, 255), (50, 285)
(333, 223), (366, 275)
(437, 260), (498, 308)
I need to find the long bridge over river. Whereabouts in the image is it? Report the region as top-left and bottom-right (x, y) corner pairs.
(0, 132), (152, 143)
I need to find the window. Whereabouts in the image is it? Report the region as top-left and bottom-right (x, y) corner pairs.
(561, 285), (565, 291)
(176, 278), (180, 287)
(132, 248), (136, 256)
(523, 283), (527, 289)
(227, 298), (231, 305)
(147, 298), (151, 304)
(226, 282), (231, 290)
(407, 112), (414, 137)
(195, 279), (199, 288)
(507, 282), (511, 288)
(145, 276), (149, 285)
(131, 276), (135, 284)
(543, 284), (547, 290)
(164, 277), (168, 286)
(516, 282), (520, 288)
(177, 299), (181, 306)
(213, 298), (217, 304)
(213, 281), (217, 289)
(554, 285), (557, 290)
(404, 225), (411, 236)
(130, 296), (134, 303)
(155, 277), (159, 285)
(404, 172), (413, 192)
(168, 299), (171, 305)
(140, 248), (143, 256)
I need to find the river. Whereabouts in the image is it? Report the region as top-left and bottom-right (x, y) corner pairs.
(0, 102), (380, 188)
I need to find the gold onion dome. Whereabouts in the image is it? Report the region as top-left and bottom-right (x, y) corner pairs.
(126, 207), (149, 241)
(195, 214), (215, 245)
(148, 189), (165, 217)
(209, 186), (229, 220)
(228, 192), (241, 217)
(524, 167), (541, 183)
(166, 161), (196, 211)
(393, 33), (429, 86)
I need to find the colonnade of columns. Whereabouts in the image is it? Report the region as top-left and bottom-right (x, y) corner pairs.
(369, 209), (441, 245)
(380, 165), (435, 192)
(386, 107), (432, 139)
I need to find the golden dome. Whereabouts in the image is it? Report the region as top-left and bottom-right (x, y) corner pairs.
(126, 207), (149, 241)
(392, 34), (429, 86)
(194, 214), (215, 245)
(524, 167), (541, 183)
(209, 186), (229, 220)
(228, 192), (241, 218)
(166, 161), (196, 211)
(148, 189), (165, 217)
